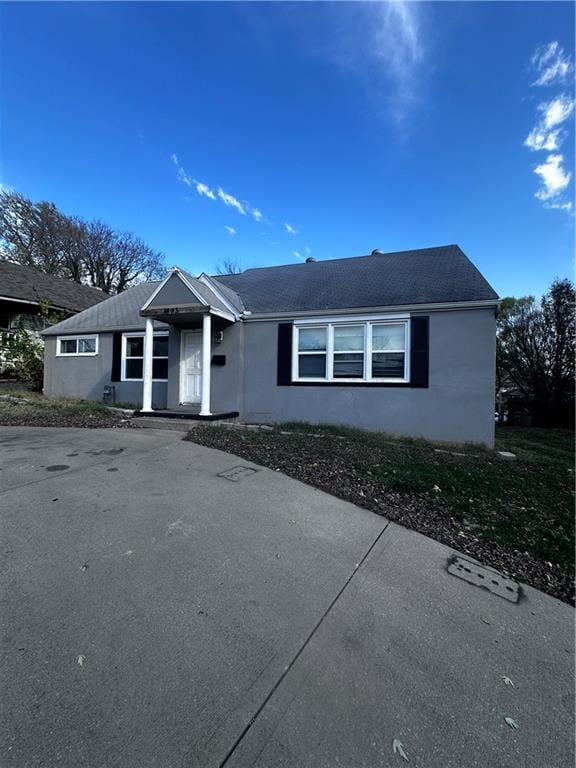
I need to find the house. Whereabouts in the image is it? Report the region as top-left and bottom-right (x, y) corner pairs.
(0, 260), (106, 333)
(42, 245), (499, 446)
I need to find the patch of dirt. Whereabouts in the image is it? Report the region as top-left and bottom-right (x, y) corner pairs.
(0, 411), (135, 429)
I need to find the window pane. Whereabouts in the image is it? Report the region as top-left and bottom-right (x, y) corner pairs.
(372, 323), (405, 351)
(372, 352), (405, 378)
(153, 358), (168, 380)
(298, 354), (326, 378)
(333, 353), (364, 378)
(60, 339), (77, 354)
(334, 325), (364, 351)
(125, 359), (143, 379)
(153, 336), (168, 357)
(78, 338), (96, 354)
(298, 328), (326, 352)
(126, 337), (144, 357)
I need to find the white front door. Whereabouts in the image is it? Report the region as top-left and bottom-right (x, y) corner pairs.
(181, 331), (202, 404)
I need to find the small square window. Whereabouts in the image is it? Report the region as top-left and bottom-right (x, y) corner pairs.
(126, 337), (144, 357)
(125, 359), (143, 379)
(60, 339), (77, 354)
(78, 338), (96, 354)
(153, 358), (168, 380)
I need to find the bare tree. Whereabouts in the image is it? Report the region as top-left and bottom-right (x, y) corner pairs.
(82, 222), (165, 294)
(498, 279), (575, 426)
(0, 189), (166, 293)
(215, 258), (242, 275)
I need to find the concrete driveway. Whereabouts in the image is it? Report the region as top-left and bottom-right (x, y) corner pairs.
(1, 427), (573, 768)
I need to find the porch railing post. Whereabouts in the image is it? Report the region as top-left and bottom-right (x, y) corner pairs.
(200, 312), (211, 416)
(141, 317), (154, 412)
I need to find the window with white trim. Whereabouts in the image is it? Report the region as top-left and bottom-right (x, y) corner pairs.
(293, 319), (409, 383)
(57, 335), (99, 356)
(121, 332), (168, 381)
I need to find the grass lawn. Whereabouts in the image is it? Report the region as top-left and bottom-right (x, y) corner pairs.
(0, 388), (130, 428)
(186, 422), (575, 604)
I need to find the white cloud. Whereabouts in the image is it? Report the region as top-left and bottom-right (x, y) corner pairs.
(354, 1), (425, 122)
(534, 154), (571, 201)
(293, 251), (305, 261)
(195, 181), (216, 200)
(540, 95), (575, 130)
(524, 127), (561, 152)
(217, 188), (246, 216)
(177, 168), (192, 187)
(545, 200), (573, 212)
(251, 208), (263, 221)
(524, 45), (574, 214)
(532, 42), (573, 87)
(284, 223), (298, 235)
(305, 246), (311, 255)
(170, 153), (179, 166)
(224, 225), (237, 236)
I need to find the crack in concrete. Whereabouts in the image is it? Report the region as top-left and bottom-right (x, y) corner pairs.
(216, 519), (392, 768)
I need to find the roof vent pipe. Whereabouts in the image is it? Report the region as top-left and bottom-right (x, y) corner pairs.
(371, 249), (385, 256)
(305, 256), (317, 263)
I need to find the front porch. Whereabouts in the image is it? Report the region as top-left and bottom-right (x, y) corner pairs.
(134, 405), (239, 421)
(137, 267), (241, 417)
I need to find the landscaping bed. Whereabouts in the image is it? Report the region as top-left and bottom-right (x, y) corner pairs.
(0, 391), (134, 429)
(185, 423), (575, 605)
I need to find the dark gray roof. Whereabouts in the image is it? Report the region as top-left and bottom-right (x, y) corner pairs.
(0, 260), (107, 312)
(43, 245), (498, 335)
(43, 281), (167, 336)
(214, 245), (498, 313)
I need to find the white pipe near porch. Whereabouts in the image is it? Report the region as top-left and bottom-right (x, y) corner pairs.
(200, 312), (212, 416)
(142, 317), (154, 412)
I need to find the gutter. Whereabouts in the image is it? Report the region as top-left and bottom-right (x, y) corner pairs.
(241, 299), (500, 322)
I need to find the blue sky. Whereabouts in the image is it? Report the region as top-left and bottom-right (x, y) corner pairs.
(1, 1), (574, 298)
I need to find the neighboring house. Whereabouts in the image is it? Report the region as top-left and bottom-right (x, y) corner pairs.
(42, 245), (499, 446)
(0, 260), (107, 377)
(0, 260), (106, 333)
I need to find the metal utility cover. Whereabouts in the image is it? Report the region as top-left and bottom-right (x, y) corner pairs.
(448, 556), (520, 603)
(217, 466), (258, 482)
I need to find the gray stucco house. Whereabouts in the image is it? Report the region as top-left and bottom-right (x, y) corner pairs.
(42, 245), (499, 446)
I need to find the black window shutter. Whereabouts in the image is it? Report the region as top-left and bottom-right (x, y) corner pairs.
(111, 332), (122, 382)
(277, 323), (293, 385)
(410, 317), (429, 388)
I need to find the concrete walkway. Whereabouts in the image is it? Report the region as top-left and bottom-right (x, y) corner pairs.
(0, 427), (573, 768)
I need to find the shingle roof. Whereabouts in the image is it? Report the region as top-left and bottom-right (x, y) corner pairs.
(43, 281), (168, 335)
(42, 245), (498, 335)
(214, 245), (498, 313)
(0, 260), (107, 312)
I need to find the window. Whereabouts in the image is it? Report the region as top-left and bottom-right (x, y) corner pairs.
(297, 327), (327, 378)
(121, 332), (168, 381)
(293, 318), (409, 383)
(57, 335), (99, 356)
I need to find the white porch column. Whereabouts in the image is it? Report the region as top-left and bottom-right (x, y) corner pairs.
(141, 317), (154, 412)
(200, 312), (212, 416)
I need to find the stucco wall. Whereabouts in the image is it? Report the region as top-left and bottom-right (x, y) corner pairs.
(43, 334), (167, 408)
(241, 309), (496, 446)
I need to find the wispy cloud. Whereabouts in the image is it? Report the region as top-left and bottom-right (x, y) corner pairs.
(252, 208), (263, 222)
(524, 43), (574, 214)
(315, 1), (427, 124)
(196, 181), (216, 200)
(218, 187), (246, 216)
(534, 154), (571, 200)
(531, 42), (573, 87)
(293, 251), (305, 261)
(305, 246), (311, 256)
(224, 225), (237, 236)
(284, 223), (298, 235)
